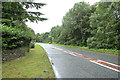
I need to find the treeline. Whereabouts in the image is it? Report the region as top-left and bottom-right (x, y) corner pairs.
(1, 2), (47, 61)
(36, 2), (120, 50)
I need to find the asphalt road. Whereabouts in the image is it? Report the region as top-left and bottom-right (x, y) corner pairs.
(37, 43), (119, 78)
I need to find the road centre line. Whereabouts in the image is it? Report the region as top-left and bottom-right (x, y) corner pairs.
(52, 47), (120, 72)
(63, 51), (77, 56)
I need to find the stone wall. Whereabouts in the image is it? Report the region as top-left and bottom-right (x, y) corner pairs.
(2, 47), (29, 62)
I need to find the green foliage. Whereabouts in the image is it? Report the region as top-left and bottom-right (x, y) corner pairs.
(49, 42), (52, 44)
(1, 1), (47, 58)
(2, 2), (47, 27)
(22, 2), (46, 9)
(39, 2), (95, 46)
(35, 33), (41, 42)
(38, 1), (120, 51)
(50, 25), (62, 43)
(41, 32), (52, 43)
(88, 2), (120, 50)
(56, 2), (92, 46)
(2, 25), (34, 50)
(35, 32), (52, 43)
(30, 41), (35, 48)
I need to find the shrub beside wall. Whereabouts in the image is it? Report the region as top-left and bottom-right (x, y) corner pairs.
(2, 25), (34, 62)
(2, 25), (33, 50)
(30, 41), (35, 48)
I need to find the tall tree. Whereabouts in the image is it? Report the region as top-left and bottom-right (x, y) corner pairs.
(40, 32), (52, 43)
(35, 33), (41, 42)
(2, 2), (47, 26)
(62, 2), (92, 46)
(88, 2), (120, 49)
(50, 25), (61, 43)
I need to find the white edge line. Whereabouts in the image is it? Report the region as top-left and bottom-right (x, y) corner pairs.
(49, 57), (52, 62)
(48, 57), (60, 78)
(70, 53), (77, 56)
(90, 60), (120, 72)
(98, 60), (120, 67)
(52, 64), (60, 78)
(38, 45), (60, 77)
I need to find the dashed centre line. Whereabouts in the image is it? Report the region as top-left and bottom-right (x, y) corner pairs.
(52, 47), (120, 72)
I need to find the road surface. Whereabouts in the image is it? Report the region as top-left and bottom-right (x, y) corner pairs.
(37, 43), (119, 78)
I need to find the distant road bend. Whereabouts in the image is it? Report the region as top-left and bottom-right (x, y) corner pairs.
(37, 43), (119, 78)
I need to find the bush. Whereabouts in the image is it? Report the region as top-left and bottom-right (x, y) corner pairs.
(87, 37), (96, 48)
(2, 25), (34, 50)
(49, 42), (52, 44)
(30, 41), (35, 48)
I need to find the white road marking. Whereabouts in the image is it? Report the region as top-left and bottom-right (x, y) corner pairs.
(49, 57), (60, 78)
(98, 60), (120, 67)
(52, 64), (61, 78)
(90, 60), (120, 72)
(69, 53), (77, 56)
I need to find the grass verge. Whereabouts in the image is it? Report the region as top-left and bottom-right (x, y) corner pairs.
(2, 44), (55, 78)
(52, 43), (119, 55)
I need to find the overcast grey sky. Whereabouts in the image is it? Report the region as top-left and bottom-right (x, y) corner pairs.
(26, 0), (100, 34)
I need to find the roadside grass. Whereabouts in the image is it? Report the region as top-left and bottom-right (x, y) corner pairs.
(2, 44), (55, 78)
(52, 43), (119, 55)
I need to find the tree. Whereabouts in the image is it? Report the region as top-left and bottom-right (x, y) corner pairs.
(88, 2), (120, 49)
(2, 2), (47, 27)
(1, 1), (47, 51)
(50, 25), (61, 43)
(40, 32), (52, 43)
(35, 33), (41, 42)
(61, 2), (92, 46)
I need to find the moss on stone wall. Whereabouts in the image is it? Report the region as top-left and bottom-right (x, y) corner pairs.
(2, 47), (29, 62)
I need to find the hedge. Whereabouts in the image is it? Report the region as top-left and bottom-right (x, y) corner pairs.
(2, 25), (34, 50)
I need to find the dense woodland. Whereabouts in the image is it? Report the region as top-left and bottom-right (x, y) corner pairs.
(36, 2), (120, 50)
